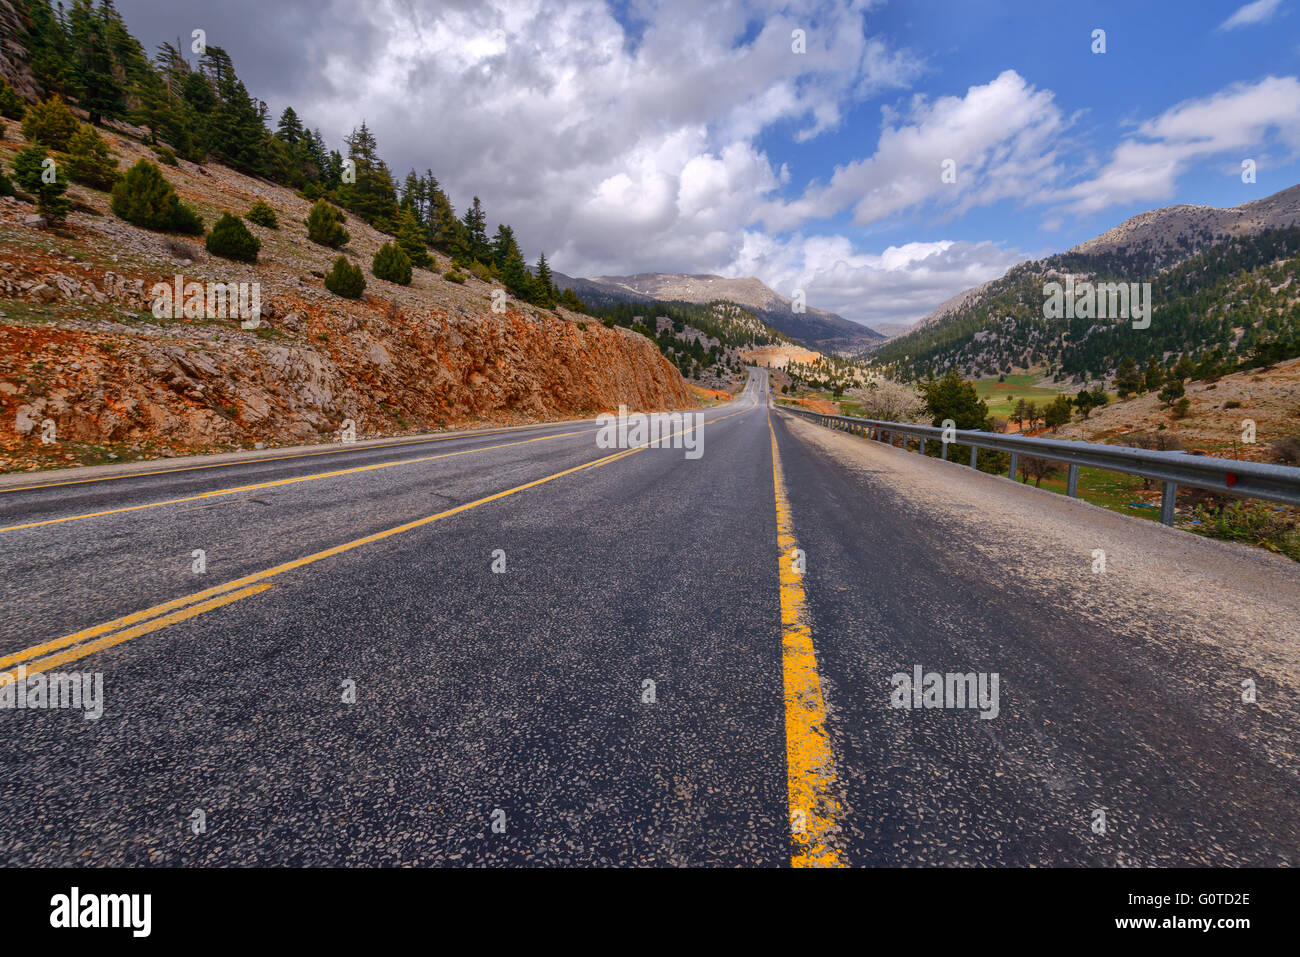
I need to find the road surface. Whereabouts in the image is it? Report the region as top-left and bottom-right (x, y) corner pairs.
(1, 368), (1297, 866)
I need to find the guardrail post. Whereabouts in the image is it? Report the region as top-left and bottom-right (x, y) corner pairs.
(1008, 452), (1018, 481)
(941, 440), (948, 461)
(969, 446), (978, 468)
(901, 435), (908, 452)
(1067, 464), (1079, 497)
(1161, 482), (1177, 526)
(919, 437), (926, 455)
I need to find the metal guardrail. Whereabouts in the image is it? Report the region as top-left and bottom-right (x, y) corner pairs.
(777, 404), (1300, 525)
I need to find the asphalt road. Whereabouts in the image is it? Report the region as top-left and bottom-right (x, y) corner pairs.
(1, 368), (1296, 866)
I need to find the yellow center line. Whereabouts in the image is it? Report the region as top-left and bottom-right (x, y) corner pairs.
(0, 403), (756, 680)
(0, 427), (602, 534)
(769, 407), (843, 868)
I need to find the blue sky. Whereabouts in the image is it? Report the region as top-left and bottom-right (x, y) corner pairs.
(119, 0), (1300, 330)
(761, 0), (1300, 261)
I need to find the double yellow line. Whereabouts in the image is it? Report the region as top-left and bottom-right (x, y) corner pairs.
(1, 405), (752, 685)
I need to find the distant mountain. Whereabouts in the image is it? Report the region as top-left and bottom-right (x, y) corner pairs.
(1069, 183), (1300, 265)
(870, 184), (1300, 381)
(552, 271), (883, 353)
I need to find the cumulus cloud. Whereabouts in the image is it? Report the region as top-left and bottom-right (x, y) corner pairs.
(757, 70), (1068, 231)
(120, 0), (919, 273)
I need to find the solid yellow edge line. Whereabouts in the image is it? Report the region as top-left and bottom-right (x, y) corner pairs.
(769, 408), (843, 868)
(0, 583), (274, 685)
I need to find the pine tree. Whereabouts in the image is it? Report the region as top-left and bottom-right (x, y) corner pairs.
(533, 252), (553, 297)
(22, 0), (76, 97)
(67, 0), (125, 124)
(206, 212), (261, 263)
(338, 121), (399, 229)
(324, 256), (366, 298)
(461, 196), (490, 263)
(1143, 357), (1163, 391)
(1114, 356), (1143, 399)
(305, 199), (349, 247)
(395, 209), (432, 268)
(399, 169), (425, 223)
(110, 158), (204, 234)
(500, 249), (534, 301)
(429, 187), (468, 260)
(372, 242), (413, 285)
(11, 144), (70, 224)
(63, 123), (120, 191)
(557, 288), (586, 313)
(491, 224), (520, 271)
(21, 95), (79, 151)
(276, 107), (304, 145)
(245, 200), (278, 229)
(0, 78), (25, 120)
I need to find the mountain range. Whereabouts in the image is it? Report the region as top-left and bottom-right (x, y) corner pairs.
(869, 183), (1300, 380)
(551, 271), (883, 354)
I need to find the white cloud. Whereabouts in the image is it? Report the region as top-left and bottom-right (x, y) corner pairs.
(1050, 75), (1300, 214)
(1219, 0), (1284, 30)
(283, 0), (922, 281)
(757, 70), (1068, 232)
(723, 232), (1027, 329)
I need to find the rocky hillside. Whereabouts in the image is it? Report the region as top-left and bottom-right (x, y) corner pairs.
(0, 124), (694, 473)
(1054, 356), (1300, 462)
(552, 270), (883, 354)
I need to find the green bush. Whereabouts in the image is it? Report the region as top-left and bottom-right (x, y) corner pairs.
(20, 95), (77, 151)
(306, 199), (348, 248)
(395, 210), (432, 268)
(0, 168), (13, 196)
(443, 270), (466, 284)
(0, 78), (25, 120)
(110, 159), (203, 234)
(63, 123), (120, 191)
(206, 212), (261, 263)
(324, 256), (365, 298)
(372, 242), (412, 285)
(245, 200), (278, 229)
(1192, 501), (1300, 561)
(151, 144), (178, 166)
(11, 144), (69, 223)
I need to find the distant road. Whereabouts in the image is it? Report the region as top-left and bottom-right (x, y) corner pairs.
(1, 369), (1296, 866)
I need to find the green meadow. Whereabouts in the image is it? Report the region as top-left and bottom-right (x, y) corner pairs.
(973, 373), (1063, 419)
